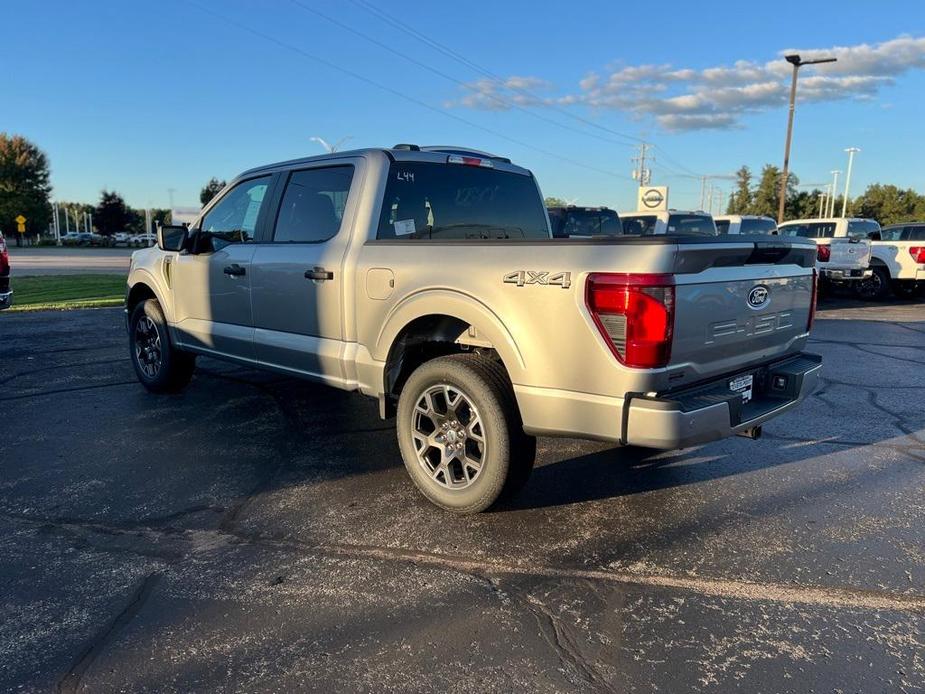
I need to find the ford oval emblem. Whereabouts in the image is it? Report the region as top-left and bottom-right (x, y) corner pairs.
(747, 285), (770, 308)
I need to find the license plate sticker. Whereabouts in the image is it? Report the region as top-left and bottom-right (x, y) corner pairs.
(729, 374), (754, 403)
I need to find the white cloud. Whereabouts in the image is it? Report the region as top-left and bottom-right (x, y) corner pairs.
(449, 34), (925, 132)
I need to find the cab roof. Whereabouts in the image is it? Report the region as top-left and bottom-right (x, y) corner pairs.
(239, 145), (530, 178)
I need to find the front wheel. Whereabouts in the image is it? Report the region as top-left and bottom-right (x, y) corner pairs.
(397, 354), (535, 513)
(129, 298), (195, 393)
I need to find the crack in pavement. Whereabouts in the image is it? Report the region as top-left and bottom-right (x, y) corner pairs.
(57, 572), (162, 694)
(5, 511), (925, 616)
(0, 380), (138, 402)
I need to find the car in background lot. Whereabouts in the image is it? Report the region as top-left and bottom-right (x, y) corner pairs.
(125, 144), (822, 513)
(546, 205), (622, 238)
(777, 218), (873, 293)
(111, 232), (132, 247)
(61, 232), (82, 245)
(0, 231), (11, 309)
(620, 210), (717, 235)
(868, 222), (925, 298)
(130, 232), (157, 247)
(714, 215), (778, 235)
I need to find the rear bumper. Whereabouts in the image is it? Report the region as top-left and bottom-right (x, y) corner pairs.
(624, 352), (822, 449)
(821, 268), (871, 280)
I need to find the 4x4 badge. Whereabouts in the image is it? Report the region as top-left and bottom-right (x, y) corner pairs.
(503, 271), (571, 289)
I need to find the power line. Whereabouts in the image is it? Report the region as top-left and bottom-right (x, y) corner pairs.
(182, 0), (634, 182)
(289, 0), (638, 154)
(349, 0), (706, 178)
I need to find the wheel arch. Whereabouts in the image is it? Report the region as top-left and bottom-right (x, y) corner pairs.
(377, 291), (526, 409)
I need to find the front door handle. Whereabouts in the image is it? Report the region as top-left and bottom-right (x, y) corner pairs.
(223, 263), (246, 277)
(305, 267), (334, 281)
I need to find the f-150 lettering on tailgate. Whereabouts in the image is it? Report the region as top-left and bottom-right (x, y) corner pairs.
(706, 311), (793, 344)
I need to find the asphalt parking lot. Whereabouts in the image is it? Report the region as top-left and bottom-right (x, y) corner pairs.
(1, 298), (923, 692)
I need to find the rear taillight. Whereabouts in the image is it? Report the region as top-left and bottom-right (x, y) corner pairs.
(909, 247), (925, 264)
(807, 268), (818, 332)
(586, 273), (675, 368)
(816, 244), (831, 262)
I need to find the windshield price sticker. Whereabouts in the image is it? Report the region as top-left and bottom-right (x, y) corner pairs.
(393, 218), (416, 236)
(729, 374), (754, 403)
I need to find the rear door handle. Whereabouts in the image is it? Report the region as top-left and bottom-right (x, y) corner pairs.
(223, 264), (246, 277)
(305, 267), (334, 281)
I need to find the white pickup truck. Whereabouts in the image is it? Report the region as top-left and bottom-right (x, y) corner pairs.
(620, 210), (717, 235)
(866, 222), (925, 299)
(777, 218), (873, 292)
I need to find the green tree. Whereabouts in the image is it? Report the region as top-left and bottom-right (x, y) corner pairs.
(727, 165), (752, 214)
(94, 190), (131, 235)
(0, 133), (52, 239)
(200, 177), (226, 206)
(853, 184), (925, 225)
(750, 165), (798, 220)
(544, 196), (567, 207)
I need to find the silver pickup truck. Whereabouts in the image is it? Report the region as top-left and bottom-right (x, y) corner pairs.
(126, 145), (822, 513)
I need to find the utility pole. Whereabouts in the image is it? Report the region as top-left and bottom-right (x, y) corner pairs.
(167, 188), (176, 209)
(631, 142), (653, 187)
(827, 170), (841, 217)
(817, 193), (826, 218)
(778, 53), (838, 223)
(841, 147), (860, 217)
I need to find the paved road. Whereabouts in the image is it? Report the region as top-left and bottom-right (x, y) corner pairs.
(8, 247), (134, 276)
(1, 299), (923, 692)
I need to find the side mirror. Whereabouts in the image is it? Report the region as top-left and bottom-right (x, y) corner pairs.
(868, 231), (881, 241)
(157, 225), (188, 252)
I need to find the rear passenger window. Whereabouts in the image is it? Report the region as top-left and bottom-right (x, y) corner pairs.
(273, 166), (354, 243)
(740, 218), (777, 234)
(667, 214), (716, 235)
(904, 226), (925, 241)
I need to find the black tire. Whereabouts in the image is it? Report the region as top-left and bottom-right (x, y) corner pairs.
(855, 266), (891, 301)
(396, 353), (536, 513)
(128, 298), (195, 393)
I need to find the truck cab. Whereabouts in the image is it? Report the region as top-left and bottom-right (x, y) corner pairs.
(620, 210), (717, 236)
(546, 205), (622, 238)
(714, 215), (777, 235)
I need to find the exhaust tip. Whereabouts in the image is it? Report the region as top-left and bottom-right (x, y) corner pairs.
(738, 425), (763, 440)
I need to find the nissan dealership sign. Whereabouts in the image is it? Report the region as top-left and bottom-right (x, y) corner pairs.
(637, 186), (668, 211)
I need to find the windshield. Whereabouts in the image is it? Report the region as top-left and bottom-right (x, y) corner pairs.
(376, 162), (549, 240)
(667, 214), (717, 235)
(778, 222), (836, 238)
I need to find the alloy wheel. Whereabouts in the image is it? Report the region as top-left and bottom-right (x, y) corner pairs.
(411, 383), (486, 490)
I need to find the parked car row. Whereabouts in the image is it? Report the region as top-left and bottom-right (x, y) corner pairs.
(59, 231), (157, 247)
(546, 205), (924, 300)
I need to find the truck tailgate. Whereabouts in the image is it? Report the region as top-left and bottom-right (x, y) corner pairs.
(668, 239), (816, 384)
(825, 238), (871, 271)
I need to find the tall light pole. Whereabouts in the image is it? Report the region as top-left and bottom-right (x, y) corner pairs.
(778, 53), (837, 223)
(827, 170), (841, 217)
(841, 147), (860, 217)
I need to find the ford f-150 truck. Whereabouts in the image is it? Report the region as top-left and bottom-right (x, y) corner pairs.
(867, 222), (925, 299)
(125, 145), (822, 513)
(777, 218), (873, 292)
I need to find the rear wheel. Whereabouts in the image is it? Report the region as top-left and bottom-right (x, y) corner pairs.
(855, 266), (891, 301)
(129, 298), (195, 393)
(397, 354), (535, 513)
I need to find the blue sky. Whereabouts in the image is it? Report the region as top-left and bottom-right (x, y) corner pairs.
(5, 0), (925, 212)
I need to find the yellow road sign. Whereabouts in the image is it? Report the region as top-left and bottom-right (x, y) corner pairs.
(15, 214), (26, 225)
(17, 223), (26, 233)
